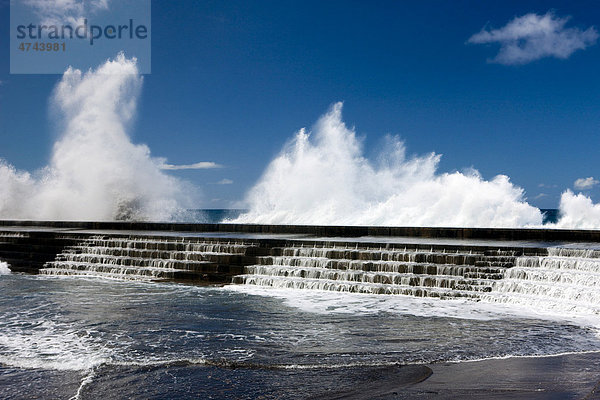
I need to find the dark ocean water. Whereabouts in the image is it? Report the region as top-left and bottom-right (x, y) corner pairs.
(0, 273), (599, 399)
(540, 209), (559, 224)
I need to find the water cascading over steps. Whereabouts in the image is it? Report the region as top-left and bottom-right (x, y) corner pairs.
(18, 230), (600, 315)
(0, 231), (80, 273)
(40, 235), (253, 282)
(233, 244), (600, 314)
(482, 248), (600, 314)
(232, 245), (520, 299)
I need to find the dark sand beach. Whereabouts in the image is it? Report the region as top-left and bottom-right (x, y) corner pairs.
(318, 352), (600, 399)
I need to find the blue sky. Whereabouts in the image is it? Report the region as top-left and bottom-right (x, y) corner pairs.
(1, 0), (599, 209)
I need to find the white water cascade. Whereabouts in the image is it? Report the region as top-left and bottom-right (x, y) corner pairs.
(482, 248), (600, 315)
(233, 243), (600, 317)
(28, 232), (600, 317)
(40, 236), (251, 282)
(233, 245), (518, 299)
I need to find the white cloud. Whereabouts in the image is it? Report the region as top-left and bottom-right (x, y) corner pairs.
(160, 162), (222, 170)
(23, 0), (111, 26)
(216, 178), (233, 185)
(91, 0), (110, 11)
(534, 193), (548, 200)
(574, 177), (599, 190)
(468, 12), (598, 65)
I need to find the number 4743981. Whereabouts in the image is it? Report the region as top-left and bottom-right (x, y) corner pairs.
(18, 42), (66, 51)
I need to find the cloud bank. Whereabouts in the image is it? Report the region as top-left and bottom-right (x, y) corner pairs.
(468, 12), (598, 65)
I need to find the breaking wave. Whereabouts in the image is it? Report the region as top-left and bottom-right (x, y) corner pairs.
(2, 58), (599, 228)
(0, 262), (11, 275)
(0, 54), (194, 221)
(234, 103), (544, 228)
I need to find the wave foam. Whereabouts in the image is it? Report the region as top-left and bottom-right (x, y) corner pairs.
(0, 262), (11, 275)
(550, 191), (600, 229)
(233, 103), (543, 228)
(0, 319), (111, 371)
(0, 54), (194, 221)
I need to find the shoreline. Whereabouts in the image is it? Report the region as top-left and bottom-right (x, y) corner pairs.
(2, 351), (600, 399)
(319, 352), (600, 399)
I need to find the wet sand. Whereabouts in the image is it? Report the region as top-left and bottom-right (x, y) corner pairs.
(314, 352), (600, 399)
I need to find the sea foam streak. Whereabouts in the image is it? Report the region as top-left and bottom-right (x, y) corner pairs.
(0, 54), (192, 221)
(225, 285), (600, 328)
(234, 103), (543, 228)
(0, 317), (111, 371)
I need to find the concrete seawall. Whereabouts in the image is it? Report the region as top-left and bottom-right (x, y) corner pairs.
(2, 220), (600, 241)
(0, 220), (598, 283)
